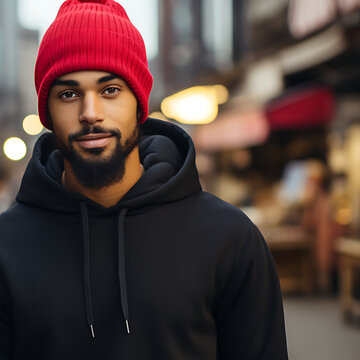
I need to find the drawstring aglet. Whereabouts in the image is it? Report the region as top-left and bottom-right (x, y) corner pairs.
(90, 324), (95, 338)
(125, 320), (130, 334)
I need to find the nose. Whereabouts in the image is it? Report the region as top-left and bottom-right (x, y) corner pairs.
(79, 92), (105, 125)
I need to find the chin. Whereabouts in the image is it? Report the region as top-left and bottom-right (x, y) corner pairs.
(80, 147), (107, 156)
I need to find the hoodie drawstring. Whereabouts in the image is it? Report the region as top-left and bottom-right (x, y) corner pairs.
(80, 202), (130, 338)
(118, 207), (130, 334)
(80, 202), (95, 338)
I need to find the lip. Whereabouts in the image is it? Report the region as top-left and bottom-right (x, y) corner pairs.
(76, 134), (113, 149)
(76, 133), (112, 141)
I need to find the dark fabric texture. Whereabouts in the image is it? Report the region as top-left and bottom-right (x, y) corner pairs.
(0, 118), (288, 359)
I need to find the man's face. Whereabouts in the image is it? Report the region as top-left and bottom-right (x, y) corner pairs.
(47, 70), (139, 189)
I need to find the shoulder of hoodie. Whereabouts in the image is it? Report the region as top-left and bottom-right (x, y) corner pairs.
(0, 200), (41, 222)
(179, 190), (252, 226)
(0, 202), (48, 247)
(179, 191), (269, 277)
(174, 190), (264, 249)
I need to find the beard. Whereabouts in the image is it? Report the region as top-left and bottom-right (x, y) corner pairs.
(55, 124), (139, 189)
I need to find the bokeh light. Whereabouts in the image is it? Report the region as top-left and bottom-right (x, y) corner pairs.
(3, 137), (27, 161)
(23, 114), (43, 135)
(161, 86), (220, 125)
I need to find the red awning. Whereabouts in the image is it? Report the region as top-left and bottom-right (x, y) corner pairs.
(266, 86), (335, 130)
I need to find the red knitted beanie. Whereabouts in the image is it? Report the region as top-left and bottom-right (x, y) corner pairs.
(34, 0), (153, 128)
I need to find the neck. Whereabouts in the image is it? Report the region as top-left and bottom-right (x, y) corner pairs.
(62, 148), (143, 208)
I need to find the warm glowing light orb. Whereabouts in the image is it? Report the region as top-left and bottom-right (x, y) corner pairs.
(23, 114), (43, 135)
(336, 208), (352, 226)
(3, 137), (27, 161)
(161, 86), (219, 125)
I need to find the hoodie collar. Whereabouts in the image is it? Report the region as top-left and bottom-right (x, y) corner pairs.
(16, 118), (202, 215)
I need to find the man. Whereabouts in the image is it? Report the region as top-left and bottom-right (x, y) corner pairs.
(0, 0), (288, 359)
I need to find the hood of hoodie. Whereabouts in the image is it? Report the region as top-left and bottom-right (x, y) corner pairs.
(16, 118), (202, 215)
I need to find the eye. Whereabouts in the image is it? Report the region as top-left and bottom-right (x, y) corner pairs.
(103, 87), (120, 96)
(59, 91), (78, 99)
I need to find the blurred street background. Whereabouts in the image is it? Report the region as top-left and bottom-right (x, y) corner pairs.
(1, 0), (360, 358)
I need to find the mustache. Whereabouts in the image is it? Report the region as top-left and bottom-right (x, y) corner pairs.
(68, 126), (121, 144)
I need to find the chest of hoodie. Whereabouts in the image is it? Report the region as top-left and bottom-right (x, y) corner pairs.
(5, 203), (225, 344)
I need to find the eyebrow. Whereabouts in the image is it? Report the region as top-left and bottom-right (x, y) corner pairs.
(51, 74), (121, 87)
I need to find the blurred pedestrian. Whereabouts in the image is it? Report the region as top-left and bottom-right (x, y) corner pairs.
(302, 161), (343, 293)
(0, 1), (287, 359)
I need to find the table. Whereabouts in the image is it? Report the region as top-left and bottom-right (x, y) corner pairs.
(261, 226), (314, 294)
(336, 238), (360, 321)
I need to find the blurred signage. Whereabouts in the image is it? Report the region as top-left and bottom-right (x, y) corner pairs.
(243, 59), (284, 103)
(193, 109), (270, 151)
(279, 25), (347, 75)
(289, 0), (360, 38)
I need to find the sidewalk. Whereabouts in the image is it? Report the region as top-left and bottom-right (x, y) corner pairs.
(283, 297), (360, 360)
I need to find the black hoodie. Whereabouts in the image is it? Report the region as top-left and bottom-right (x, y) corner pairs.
(0, 119), (288, 359)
